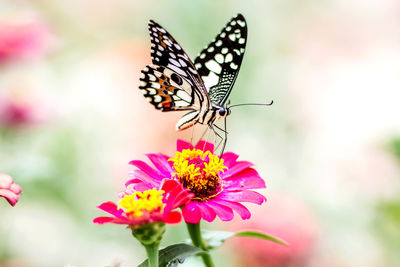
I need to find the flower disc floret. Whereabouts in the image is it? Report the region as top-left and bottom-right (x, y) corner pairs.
(119, 188), (165, 217)
(169, 148), (227, 200)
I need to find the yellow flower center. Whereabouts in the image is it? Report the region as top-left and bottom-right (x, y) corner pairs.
(169, 148), (227, 200)
(119, 188), (165, 217)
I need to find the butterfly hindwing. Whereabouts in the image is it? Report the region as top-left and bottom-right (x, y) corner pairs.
(194, 14), (247, 106)
(139, 65), (201, 111)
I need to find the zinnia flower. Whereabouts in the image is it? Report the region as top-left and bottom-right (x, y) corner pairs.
(126, 139), (266, 224)
(0, 173), (22, 206)
(93, 179), (192, 227)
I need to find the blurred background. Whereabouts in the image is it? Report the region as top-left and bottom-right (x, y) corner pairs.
(1, 0), (400, 266)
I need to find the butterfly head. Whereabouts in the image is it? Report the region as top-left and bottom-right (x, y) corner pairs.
(217, 107), (231, 119)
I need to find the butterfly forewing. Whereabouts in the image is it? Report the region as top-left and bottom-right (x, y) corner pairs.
(148, 20), (210, 106)
(194, 14), (247, 106)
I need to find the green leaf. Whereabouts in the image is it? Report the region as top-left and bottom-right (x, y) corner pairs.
(235, 231), (287, 245)
(138, 243), (204, 267)
(202, 230), (287, 250)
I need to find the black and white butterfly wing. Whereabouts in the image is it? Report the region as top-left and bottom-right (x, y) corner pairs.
(139, 65), (195, 111)
(140, 21), (211, 130)
(139, 65), (203, 130)
(194, 14), (247, 106)
(147, 20), (210, 107)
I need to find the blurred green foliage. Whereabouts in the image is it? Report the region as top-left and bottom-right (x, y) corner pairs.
(388, 138), (400, 162)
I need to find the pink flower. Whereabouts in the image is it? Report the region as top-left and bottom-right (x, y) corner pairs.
(0, 173), (22, 206)
(93, 179), (192, 227)
(0, 15), (51, 63)
(126, 139), (266, 224)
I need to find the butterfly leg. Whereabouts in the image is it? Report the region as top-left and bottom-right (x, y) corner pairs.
(213, 126), (226, 153)
(198, 126), (208, 142)
(199, 126), (212, 152)
(210, 125), (223, 146)
(213, 118), (228, 156)
(190, 123), (196, 145)
(210, 124), (227, 157)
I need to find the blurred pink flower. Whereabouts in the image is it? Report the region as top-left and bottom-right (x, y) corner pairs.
(93, 179), (192, 227)
(125, 139), (266, 224)
(0, 173), (22, 206)
(229, 193), (317, 267)
(0, 94), (45, 128)
(0, 15), (51, 63)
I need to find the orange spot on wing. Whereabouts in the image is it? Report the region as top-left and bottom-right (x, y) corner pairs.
(158, 33), (167, 49)
(162, 102), (172, 108)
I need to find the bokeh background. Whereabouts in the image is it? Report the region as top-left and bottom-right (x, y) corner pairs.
(1, 0), (400, 266)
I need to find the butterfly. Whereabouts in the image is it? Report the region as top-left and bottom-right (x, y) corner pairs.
(139, 14), (247, 134)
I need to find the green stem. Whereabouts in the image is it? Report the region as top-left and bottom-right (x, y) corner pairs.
(186, 222), (215, 267)
(144, 243), (159, 267)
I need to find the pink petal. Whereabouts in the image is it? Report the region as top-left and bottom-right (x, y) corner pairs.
(161, 179), (182, 211)
(0, 189), (20, 206)
(182, 202), (201, 224)
(0, 173), (22, 206)
(222, 161), (254, 179)
(212, 199), (251, 220)
(0, 175), (12, 188)
(205, 201), (234, 221)
(177, 139), (193, 152)
(127, 170), (162, 187)
(93, 216), (115, 224)
(93, 216), (134, 225)
(129, 160), (164, 180)
(162, 211), (182, 224)
(133, 183), (154, 192)
(195, 140), (214, 153)
(161, 179), (193, 211)
(218, 190), (266, 205)
(146, 153), (173, 178)
(221, 152), (239, 168)
(160, 153), (174, 168)
(97, 201), (125, 218)
(173, 190), (194, 209)
(223, 168), (266, 190)
(125, 178), (141, 186)
(196, 202), (217, 222)
(10, 183), (22, 194)
(160, 178), (179, 192)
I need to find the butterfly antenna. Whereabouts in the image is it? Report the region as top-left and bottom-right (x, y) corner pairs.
(228, 100), (274, 109)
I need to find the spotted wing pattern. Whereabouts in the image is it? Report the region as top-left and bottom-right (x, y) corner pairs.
(194, 14), (247, 106)
(139, 64), (198, 111)
(147, 20), (210, 107)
